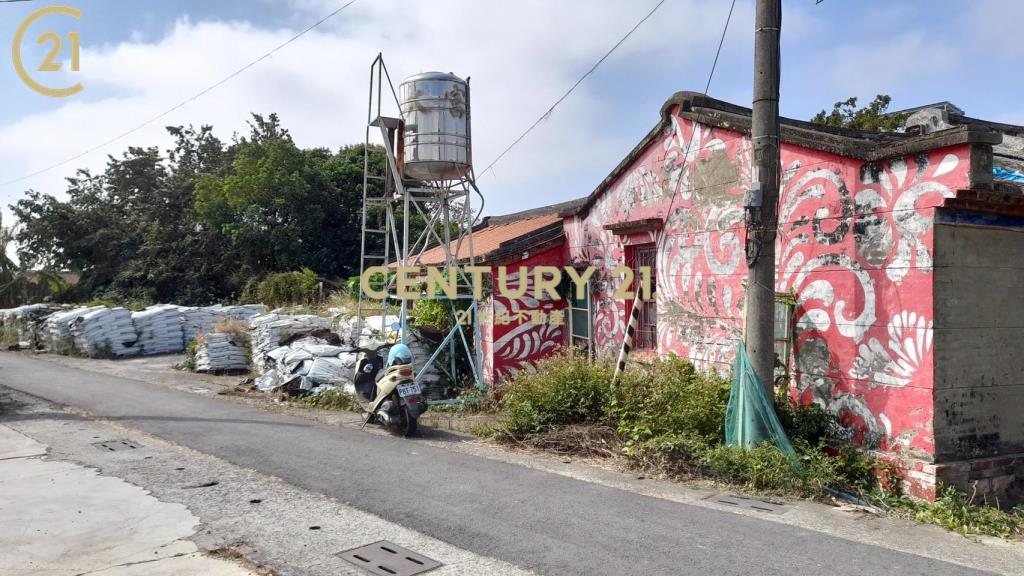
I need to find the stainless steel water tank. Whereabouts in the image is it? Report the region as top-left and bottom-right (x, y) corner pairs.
(399, 71), (471, 181)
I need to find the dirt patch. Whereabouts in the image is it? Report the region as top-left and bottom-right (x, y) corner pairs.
(418, 411), (500, 434)
(205, 546), (276, 575)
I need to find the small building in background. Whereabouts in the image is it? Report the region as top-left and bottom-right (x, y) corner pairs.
(416, 200), (579, 385)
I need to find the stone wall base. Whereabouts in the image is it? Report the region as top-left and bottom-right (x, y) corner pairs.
(880, 452), (1024, 507)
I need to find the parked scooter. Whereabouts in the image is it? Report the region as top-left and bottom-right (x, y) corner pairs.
(352, 343), (426, 437)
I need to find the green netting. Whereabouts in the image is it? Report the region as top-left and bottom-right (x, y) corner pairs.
(725, 342), (795, 454)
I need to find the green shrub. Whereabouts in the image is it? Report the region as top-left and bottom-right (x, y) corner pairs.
(620, 433), (712, 476)
(495, 351), (614, 439)
(300, 388), (359, 412)
(241, 268), (319, 307)
(702, 442), (798, 492)
(699, 440), (849, 497)
(774, 397), (840, 446)
(182, 338), (199, 371)
(831, 444), (881, 494)
(490, 352), (1024, 531)
(613, 356), (730, 448)
(411, 299), (451, 332)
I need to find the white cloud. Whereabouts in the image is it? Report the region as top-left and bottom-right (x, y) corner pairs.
(0, 0), (746, 224)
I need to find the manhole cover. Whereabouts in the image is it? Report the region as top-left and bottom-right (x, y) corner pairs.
(705, 493), (787, 514)
(337, 540), (441, 576)
(91, 439), (140, 452)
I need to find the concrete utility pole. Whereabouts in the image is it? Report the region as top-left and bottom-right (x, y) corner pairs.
(744, 0), (781, 397)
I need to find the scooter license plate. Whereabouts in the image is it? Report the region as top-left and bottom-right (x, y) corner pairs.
(397, 383), (421, 398)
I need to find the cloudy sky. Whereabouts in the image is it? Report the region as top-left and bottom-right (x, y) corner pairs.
(0, 0), (1018, 227)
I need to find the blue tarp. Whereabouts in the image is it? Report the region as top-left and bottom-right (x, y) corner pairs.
(993, 166), (1024, 183)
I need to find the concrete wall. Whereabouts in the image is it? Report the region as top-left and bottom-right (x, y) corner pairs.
(931, 213), (1024, 503)
(933, 214), (1024, 461)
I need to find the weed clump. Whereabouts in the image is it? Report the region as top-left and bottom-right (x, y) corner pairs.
(490, 351), (895, 498)
(494, 352), (615, 440)
(883, 485), (1024, 538)
(182, 337), (200, 371)
(300, 388), (359, 412)
(486, 350), (1024, 538)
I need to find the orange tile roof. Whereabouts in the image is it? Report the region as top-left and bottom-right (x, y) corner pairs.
(414, 214), (562, 266)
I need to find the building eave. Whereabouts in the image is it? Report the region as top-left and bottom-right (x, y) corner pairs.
(573, 91), (1002, 216)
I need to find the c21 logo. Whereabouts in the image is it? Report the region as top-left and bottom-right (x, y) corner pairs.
(11, 5), (83, 98)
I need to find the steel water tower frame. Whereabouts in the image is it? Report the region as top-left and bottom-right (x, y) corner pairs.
(357, 53), (484, 390)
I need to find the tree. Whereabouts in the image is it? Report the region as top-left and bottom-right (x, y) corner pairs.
(11, 132), (232, 304)
(195, 115), (389, 284)
(0, 213), (70, 307)
(0, 213), (17, 275)
(811, 95), (907, 132)
(9, 112), (388, 305)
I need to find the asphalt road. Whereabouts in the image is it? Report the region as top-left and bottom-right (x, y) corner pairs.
(0, 352), (993, 576)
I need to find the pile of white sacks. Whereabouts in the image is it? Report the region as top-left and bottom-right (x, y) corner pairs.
(43, 306), (105, 353)
(249, 314), (400, 393)
(132, 304), (185, 355)
(343, 314), (401, 347)
(71, 307), (140, 357)
(250, 313), (332, 371)
(181, 304), (266, 344)
(254, 336), (356, 392)
(1, 303), (58, 345)
(194, 332), (249, 372)
(249, 313), (452, 396)
(32, 303), (268, 358)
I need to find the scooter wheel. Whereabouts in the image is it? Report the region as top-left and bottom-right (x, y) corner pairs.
(396, 405), (417, 438)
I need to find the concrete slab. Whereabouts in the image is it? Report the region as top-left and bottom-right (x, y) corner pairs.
(0, 423), (46, 460)
(0, 427), (253, 576)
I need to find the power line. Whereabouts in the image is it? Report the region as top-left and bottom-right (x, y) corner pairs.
(476, 0), (669, 180)
(612, 0), (738, 383)
(0, 0), (358, 189)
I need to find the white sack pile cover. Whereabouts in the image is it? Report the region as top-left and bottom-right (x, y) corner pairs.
(71, 307), (139, 357)
(254, 336), (357, 393)
(194, 332), (249, 372)
(180, 306), (223, 345)
(181, 304), (267, 345)
(221, 304), (267, 321)
(132, 304), (185, 354)
(250, 313), (332, 371)
(3, 303), (51, 343)
(345, 314), (400, 347)
(44, 305), (104, 353)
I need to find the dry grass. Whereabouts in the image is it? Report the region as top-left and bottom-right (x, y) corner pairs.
(214, 318), (249, 335)
(516, 425), (623, 459)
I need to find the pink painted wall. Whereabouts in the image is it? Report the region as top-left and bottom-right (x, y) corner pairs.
(481, 245), (568, 385)
(565, 108), (973, 458)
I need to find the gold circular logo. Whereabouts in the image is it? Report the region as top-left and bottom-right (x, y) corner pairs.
(12, 5), (84, 98)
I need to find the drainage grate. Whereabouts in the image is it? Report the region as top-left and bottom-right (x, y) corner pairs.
(337, 540), (441, 576)
(705, 493), (788, 514)
(91, 439), (140, 452)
